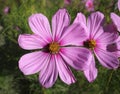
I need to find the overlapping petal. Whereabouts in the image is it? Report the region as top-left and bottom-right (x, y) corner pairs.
(104, 23), (118, 33)
(18, 34), (47, 50)
(94, 48), (119, 69)
(55, 55), (76, 85)
(60, 47), (92, 71)
(29, 13), (52, 42)
(52, 9), (70, 40)
(19, 51), (50, 75)
(110, 13), (120, 32)
(59, 23), (87, 46)
(108, 36), (120, 57)
(87, 12), (104, 39)
(73, 13), (89, 37)
(73, 13), (86, 25)
(39, 55), (58, 88)
(97, 31), (118, 45)
(83, 55), (97, 82)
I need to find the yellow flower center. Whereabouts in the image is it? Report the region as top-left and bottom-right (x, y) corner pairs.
(49, 42), (60, 54)
(84, 39), (96, 49)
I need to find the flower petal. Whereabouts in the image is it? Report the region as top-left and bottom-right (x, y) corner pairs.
(55, 55), (76, 85)
(97, 31), (118, 45)
(59, 23), (87, 46)
(87, 11), (104, 39)
(106, 36), (120, 58)
(110, 13), (120, 32)
(96, 24), (118, 50)
(19, 51), (50, 75)
(107, 43), (118, 52)
(28, 13), (52, 42)
(104, 23), (118, 34)
(83, 55), (98, 82)
(60, 47), (92, 71)
(94, 48), (119, 69)
(52, 9), (70, 40)
(39, 55), (58, 88)
(18, 34), (47, 50)
(73, 12), (86, 25)
(73, 12), (89, 37)
(116, 36), (120, 50)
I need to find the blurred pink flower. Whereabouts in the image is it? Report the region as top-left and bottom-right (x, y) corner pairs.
(3, 6), (10, 14)
(85, 0), (94, 12)
(64, 0), (71, 5)
(118, 0), (120, 11)
(74, 12), (119, 82)
(18, 9), (91, 88)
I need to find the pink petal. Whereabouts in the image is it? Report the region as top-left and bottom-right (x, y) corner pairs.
(39, 55), (58, 88)
(73, 13), (89, 37)
(103, 23), (119, 36)
(107, 43), (118, 52)
(107, 37), (120, 57)
(116, 36), (120, 50)
(87, 12), (104, 39)
(83, 55), (98, 82)
(118, 0), (120, 11)
(28, 13), (52, 43)
(60, 47), (92, 71)
(59, 23), (87, 46)
(110, 13), (120, 32)
(55, 55), (76, 85)
(18, 34), (47, 50)
(73, 13), (86, 25)
(52, 9), (70, 41)
(96, 25), (118, 50)
(19, 51), (50, 75)
(97, 31), (118, 45)
(94, 48), (119, 69)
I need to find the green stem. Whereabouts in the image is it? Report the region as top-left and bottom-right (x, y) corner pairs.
(105, 70), (114, 93)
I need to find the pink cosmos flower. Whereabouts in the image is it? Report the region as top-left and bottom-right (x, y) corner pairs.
(18, 9), (91, 88)
(73, 12), (119, 82)
(118, 0), (120, 11)
(85, 0), (94, 12)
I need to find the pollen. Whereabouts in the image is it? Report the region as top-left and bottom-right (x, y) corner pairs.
(84, 39), (96, 49)
(49, 42), (60, 54)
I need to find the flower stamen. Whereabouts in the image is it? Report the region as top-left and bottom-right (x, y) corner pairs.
(49, 42), (60, 54)
(84, 39), (96, 49)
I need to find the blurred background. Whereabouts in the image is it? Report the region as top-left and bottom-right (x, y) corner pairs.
(0, 0), (120, 94)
